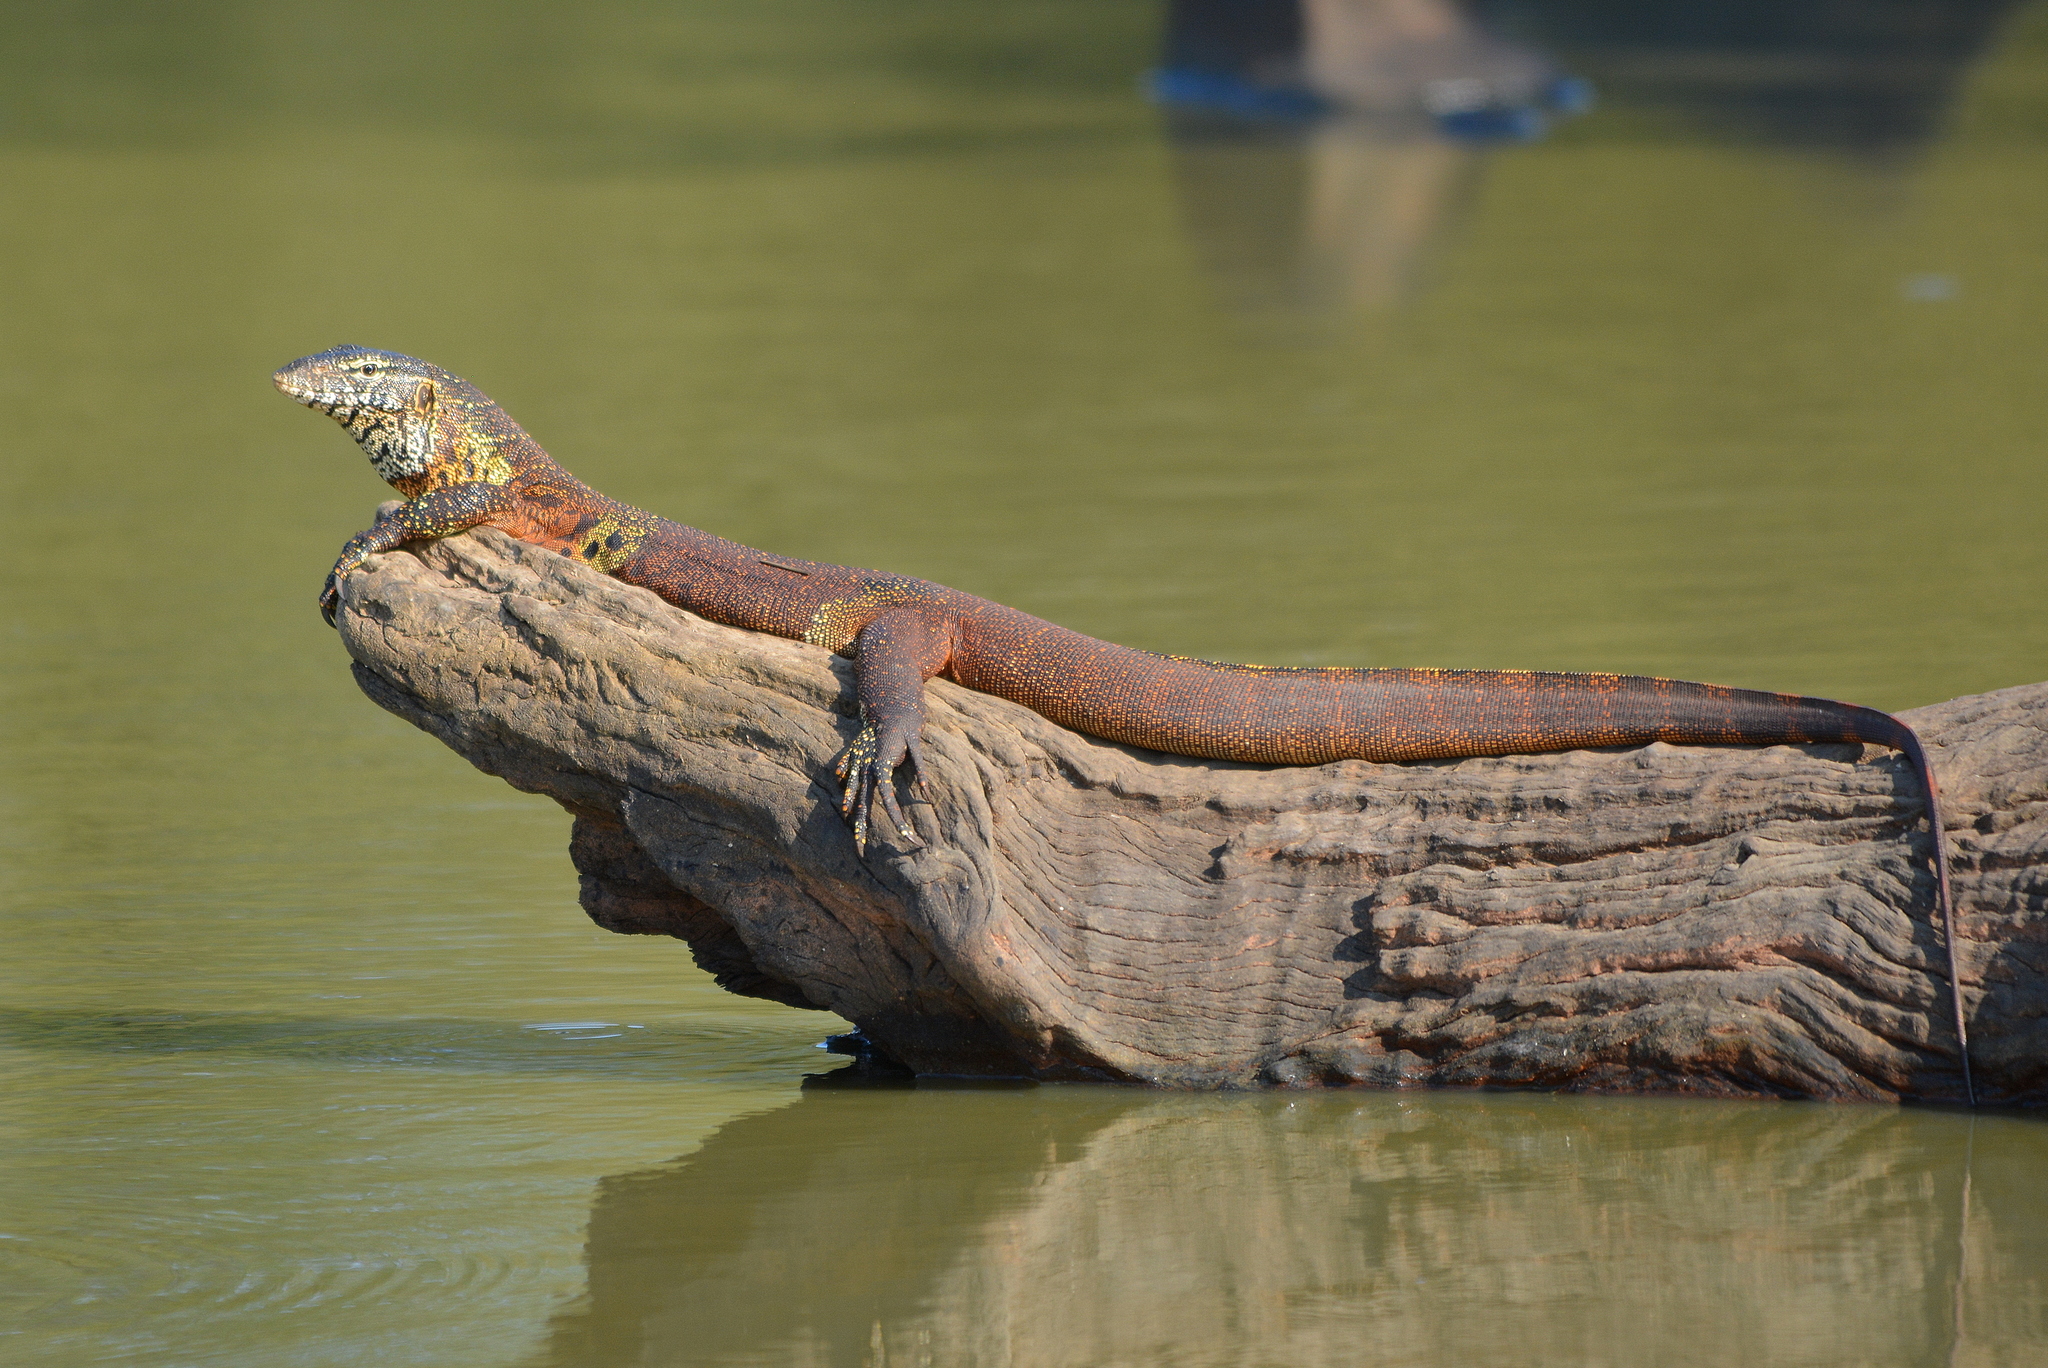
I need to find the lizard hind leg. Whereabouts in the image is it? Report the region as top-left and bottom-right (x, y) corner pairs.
(834, 605), (950, 856)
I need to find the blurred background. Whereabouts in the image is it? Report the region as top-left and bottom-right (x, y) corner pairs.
(4, 2), (2046, 1365)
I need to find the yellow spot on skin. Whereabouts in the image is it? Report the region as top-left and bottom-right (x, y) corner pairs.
(579, 513), (648, 573)
(449, 426), (516, 486)
(804, 586), (905, 653)
(471, 448), (517, 485)
(804, 603), (860, 652)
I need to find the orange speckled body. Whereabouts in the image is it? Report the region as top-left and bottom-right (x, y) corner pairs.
(276, 346), (1974, 1101)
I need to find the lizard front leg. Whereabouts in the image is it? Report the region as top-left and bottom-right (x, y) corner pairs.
(836, 606), (955, 855)
(320, 482), (517, 626)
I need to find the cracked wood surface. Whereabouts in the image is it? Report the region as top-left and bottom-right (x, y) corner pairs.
(333, 523), (2048, 1101)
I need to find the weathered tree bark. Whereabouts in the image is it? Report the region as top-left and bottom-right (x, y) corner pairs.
(333, 524), (2048, 1102)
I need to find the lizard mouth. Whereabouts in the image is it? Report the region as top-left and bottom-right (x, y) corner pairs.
(273, 369), (397, 419)
(274, 369), (334, 409)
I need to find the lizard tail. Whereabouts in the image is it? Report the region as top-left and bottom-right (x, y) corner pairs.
(1861, 715), (1973, 1106)
(1765, 697), (1970, 1104)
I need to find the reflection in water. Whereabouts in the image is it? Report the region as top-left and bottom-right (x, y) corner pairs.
(1159, 0), (2021, 318)
(541, 1088), (2048, 1368)
(1163, 1), (1572, 315)
(1156, 0), (1584, 316)
(1165, 116), (1483, 314)
(1156, 0), (1582, 128)
(1489, 0), (2026, 154)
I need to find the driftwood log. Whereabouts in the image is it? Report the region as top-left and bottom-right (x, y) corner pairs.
(332, 523), (2048, 1102)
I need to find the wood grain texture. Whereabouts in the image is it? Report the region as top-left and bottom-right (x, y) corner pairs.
(333, 524), (2048, 1101)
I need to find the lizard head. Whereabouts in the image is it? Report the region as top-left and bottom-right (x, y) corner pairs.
(274, 345), (457, 485)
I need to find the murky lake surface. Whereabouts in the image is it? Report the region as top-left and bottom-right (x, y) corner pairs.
(4, 2), (2047, 1363)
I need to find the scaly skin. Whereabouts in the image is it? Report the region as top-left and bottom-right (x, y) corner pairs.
(277, 345), (1974, 1102)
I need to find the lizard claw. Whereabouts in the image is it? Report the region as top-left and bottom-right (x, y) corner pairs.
(321, 538), (373, 629)
(834, 723), (926, 856)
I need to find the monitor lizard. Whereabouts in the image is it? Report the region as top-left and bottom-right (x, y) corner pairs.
(276, 344), (1973, 1101)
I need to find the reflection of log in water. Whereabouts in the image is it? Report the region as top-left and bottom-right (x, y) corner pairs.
(538, 1090), (2048, 1368)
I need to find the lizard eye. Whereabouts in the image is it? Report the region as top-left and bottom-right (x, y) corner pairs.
(359, 363), (380, 374)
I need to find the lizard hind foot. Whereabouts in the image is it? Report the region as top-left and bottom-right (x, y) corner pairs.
(832, 723), (926, 857)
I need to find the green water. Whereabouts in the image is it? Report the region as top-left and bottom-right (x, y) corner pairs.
(3, 2), (2046, 1363)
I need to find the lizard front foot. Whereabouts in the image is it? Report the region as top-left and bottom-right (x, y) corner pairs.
(318, 572), (343, 627)
(833, 722), (929, 856)
(319, 541), (372, 627)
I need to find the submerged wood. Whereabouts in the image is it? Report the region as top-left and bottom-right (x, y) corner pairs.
(334, 524), (2048, 1102)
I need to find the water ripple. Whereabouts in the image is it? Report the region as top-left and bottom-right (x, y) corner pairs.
(0, 1007), (820, 1081)
(9, 1229), (535, 1330)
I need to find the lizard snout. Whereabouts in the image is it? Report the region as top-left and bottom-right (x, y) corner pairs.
(274, 357), (338, 408)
